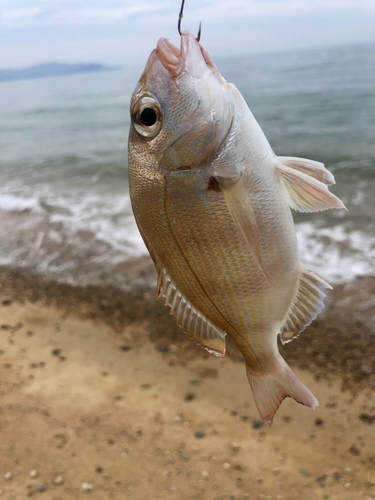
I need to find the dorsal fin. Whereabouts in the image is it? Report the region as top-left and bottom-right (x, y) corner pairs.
(280, 269), (332, 345)
(157, 267), (226, 357)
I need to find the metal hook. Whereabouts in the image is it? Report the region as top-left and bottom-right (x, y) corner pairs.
(178, 0), (201, 41)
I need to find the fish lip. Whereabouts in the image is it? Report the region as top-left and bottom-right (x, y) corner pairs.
(156, 30), (226, 86)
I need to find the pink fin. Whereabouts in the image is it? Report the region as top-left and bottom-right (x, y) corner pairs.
(246, 357), (318, 426)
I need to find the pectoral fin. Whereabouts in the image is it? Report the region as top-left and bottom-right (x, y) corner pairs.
(277, 156), (335, 186)
(276, 161), (346, 213)
(214, 174), (270, 284)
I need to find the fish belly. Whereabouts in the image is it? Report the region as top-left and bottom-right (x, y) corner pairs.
(130, 165), (299, 366)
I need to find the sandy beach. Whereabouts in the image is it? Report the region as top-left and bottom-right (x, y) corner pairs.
(0, 264), (374, 500)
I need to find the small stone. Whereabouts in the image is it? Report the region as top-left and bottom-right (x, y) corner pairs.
(163, 470), (170, 477)
(345, 467), (352, 474)
(156, 345), (168, 352)
(2, 299), (12, 306)
(349, 445), (361, 456)
(299, 469), (310, 478)
(52, 348), (61, 356)
(222, 462), (231, 470)
(210, 456), (217, 462)
(4, 472), (12, 480)
(29, 470), (38, 478)
(173, 416), (181, 424)
(169, 345), (178, 352)
(361, 365), (372, 374)
(189, 378), (199, 385)
(332, 472), (341, 480)
(95, 467), (103, 473)
(315, 418), (324, 426)
(345, 482), (351, 488)
(316, 476), (326, 487)
(37, 484), (45, 492)
(201, 469), (209, 478)
(53, 475), (64, 485)
(185, 392), (195, 401)
(194, 430), (206, 439)
(81, 482), (93, 491)
(252, 420), (263, 429)
(359, 413), (375, 425)
(120, 345), (131, 351)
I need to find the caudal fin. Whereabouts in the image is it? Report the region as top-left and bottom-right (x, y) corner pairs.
(246, 357), (318, 426)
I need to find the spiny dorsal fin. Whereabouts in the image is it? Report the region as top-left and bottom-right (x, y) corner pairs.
(157, 267), (226, 357)
(280, 269), (332, 345)
(277, 156), (335, 186)
(276, 161), (346, 213)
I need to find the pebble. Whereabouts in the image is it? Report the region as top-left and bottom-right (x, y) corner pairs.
(173, 416), (181, 424)
(345, 467), (352, 474)
(163, 470), (170, 477)
(37, 484), (45, 492)
(201, 469), (209, 478)
(169, 344), (178, 352)
(252, 420), (263, 429)
(316, 476), (326, 487)
(194, 430), (206, 439)
(53, 475), (64, 485)
(29, 470), (38, 478)
(222, 462), (231, 470)
(315, 418), (324, 426)
(345, 483), (351, 488)
(299, 469), (310, 478)
(349, 445), (361, 456)
(359, 413), (375, 425)
(81, 482), (93, 491)
(4, 472), (12, 480)
(361, 365), (372, 374)
(332, 472), (341, 480)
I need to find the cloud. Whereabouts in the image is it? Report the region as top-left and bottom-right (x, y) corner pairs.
(2, 8), (42, 21)
(1, 0), (374, 67)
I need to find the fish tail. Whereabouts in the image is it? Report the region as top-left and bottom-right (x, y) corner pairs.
(246, 357), (318, 426)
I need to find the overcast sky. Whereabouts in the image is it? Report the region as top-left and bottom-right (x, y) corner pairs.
(1, 0), (375, 68)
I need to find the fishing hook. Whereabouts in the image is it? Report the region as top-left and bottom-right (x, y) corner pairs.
(178, 0), (201, 41)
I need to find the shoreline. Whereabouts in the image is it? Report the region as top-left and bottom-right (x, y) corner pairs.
(0, 264), (374, 392)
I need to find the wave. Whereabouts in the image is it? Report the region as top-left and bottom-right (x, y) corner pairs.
(0, 190), (373, 291)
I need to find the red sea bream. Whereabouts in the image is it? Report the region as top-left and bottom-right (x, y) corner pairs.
(128, 31), (346, 425)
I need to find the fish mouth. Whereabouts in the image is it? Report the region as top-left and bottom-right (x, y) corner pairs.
(156, 30), (225, 85)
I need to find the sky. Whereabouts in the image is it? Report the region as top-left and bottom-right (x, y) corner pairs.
(1, 0), (375, 68)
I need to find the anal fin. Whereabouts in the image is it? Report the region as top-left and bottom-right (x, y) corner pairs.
(158, 267), (226, 357)
(280, 269), (332, 345)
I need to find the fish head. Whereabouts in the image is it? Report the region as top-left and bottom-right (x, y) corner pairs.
(129, 30), (233, 173)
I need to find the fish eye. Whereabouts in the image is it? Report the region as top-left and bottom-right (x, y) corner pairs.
(131, 96), (162, 138)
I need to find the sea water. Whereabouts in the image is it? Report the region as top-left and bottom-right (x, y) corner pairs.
(0, 43), (374, 289)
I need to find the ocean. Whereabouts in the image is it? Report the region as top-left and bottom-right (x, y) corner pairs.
(0, 42), (374, 290)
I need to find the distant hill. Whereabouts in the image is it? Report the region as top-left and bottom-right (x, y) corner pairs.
(0, 62), (120, 82)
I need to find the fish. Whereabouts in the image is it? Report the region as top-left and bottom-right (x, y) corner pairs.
(128, 28), (346, 425)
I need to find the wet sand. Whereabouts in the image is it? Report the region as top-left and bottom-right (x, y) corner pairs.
(0, 266), (374, 499)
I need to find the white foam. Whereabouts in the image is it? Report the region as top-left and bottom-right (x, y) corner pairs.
(296, 222), (375, 284)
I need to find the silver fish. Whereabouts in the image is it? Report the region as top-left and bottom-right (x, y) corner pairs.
(128, 29), (345, 425)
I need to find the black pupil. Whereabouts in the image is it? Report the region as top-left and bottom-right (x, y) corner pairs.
(140, 107), (157, 127)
